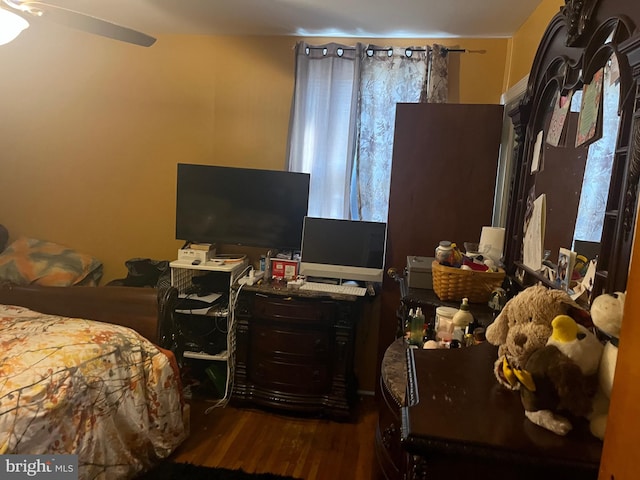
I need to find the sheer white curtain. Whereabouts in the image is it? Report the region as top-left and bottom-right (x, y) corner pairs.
(352, 46), (429, 221)
(287, 42), (448, 221)
(287, 42), (361, 219)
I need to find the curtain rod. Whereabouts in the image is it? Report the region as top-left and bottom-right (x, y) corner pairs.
(366, 47), (467, 54)
(305, 45), (468, 54)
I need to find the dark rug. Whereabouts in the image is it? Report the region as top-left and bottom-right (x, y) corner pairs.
(137, 462), (301, 479)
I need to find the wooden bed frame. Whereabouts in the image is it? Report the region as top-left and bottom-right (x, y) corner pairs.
(0, 283), (178, 345)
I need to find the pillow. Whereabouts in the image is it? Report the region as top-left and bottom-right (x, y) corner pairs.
(0, 237), (103, 287)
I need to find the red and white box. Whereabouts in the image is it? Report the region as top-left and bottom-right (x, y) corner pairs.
(270, 259), (299, 280)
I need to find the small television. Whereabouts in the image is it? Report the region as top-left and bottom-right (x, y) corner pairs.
(299, 217), (388, 283)
(176, 164), (310, 250)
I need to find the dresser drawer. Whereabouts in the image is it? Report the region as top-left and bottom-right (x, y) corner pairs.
(249, 357), (330, 393)
(252, 294), (335, 324)
(251, 323), (331, 358)
(233, 288), (358, 419)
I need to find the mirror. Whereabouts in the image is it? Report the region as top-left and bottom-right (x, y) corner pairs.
(531, 52), (620, 265)
(572, 55), (620, 253)
(504, 10), (639, 297)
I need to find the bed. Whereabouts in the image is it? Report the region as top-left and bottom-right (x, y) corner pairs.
(0, 283), (188, 480)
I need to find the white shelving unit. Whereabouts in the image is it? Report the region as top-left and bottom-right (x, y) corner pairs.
(169, 258), (249, 406)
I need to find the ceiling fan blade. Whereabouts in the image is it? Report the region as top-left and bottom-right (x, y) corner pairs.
(18, 1), (156, 47)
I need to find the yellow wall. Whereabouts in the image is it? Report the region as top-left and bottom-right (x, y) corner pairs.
(505, 0), (565, 89)
(0, 26), (508, 284)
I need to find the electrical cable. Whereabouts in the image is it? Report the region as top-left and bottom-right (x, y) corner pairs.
(204, 272), (246, 413)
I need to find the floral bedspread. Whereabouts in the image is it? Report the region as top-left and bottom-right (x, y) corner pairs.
(0, 304), (187, 480)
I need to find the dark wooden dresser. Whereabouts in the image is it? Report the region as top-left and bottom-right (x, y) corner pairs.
(232, 283), (361, 420)
(402, 343), (602, 480)
(374, 338), (409, 479)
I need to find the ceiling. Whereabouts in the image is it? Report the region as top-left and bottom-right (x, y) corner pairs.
(38, 0), (544, 39)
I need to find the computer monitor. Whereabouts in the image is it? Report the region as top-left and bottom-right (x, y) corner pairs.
(299, 217), (387, 283)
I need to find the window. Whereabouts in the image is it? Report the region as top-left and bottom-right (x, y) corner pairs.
(287, 42), (447, 222)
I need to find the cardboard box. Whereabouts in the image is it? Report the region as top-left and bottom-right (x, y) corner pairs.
(407, 256), (434, 289)
(271, 258), (299, 280)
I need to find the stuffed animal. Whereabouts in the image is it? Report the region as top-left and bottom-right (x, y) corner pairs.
(486, 284), (586, 389)
(589, 291), (625, 440)
(505, 315), (602, 435)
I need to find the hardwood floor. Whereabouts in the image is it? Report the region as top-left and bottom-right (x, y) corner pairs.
(170, 395), (378, 480)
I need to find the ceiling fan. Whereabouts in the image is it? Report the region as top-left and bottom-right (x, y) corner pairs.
(0, 0), (156, 47)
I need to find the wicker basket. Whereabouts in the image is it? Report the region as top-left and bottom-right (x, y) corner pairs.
(431, 261), (505, 303)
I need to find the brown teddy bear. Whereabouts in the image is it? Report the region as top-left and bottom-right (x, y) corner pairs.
(485, 284), (587, 389)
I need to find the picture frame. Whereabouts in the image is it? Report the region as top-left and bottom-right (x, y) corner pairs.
(546, 90), (573, 147)
(557, 247), (577, 291)
(576, 67), (604, 148)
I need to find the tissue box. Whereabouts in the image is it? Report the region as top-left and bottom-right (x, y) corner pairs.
(407, 256), (434, 289)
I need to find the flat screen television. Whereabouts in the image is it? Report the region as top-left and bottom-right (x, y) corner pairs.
(299, 216), (388, 283)
(176, 163), (310, 251)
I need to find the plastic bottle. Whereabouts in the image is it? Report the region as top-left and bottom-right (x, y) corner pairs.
(409, 307), (425, 347)
(405, 308), (415, 338)
(435, 306), (456, 343)
(435, 241), (453, 264)
(452, 297), (474, 331)
(435, 240), (462, 267)
(264, 250), (273, 280)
